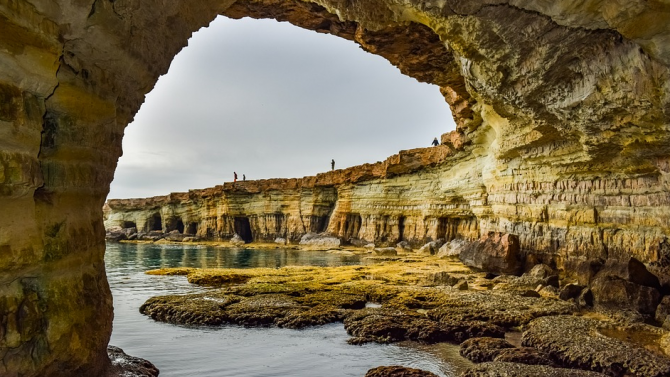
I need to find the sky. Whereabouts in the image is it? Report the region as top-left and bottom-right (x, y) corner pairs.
(108, 16), (455, 199)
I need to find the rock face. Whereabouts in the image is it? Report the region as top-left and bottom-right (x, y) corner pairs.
(2, 0), (670, 375)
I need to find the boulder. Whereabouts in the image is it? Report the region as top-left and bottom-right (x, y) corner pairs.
(459, 233), (522, 275)
(493, 347), (555, 366)
(559, 283), (585, 301)
(418, 240), (444, 255)
(365, 366), (439, 377)
(461, 362), (607, 377)
(230, 234), (246, 246)
(599, 258), (661, 289)
(437, 238), (468, 257)
(425, 271), (459, 286)
(373, 247), (398, 256)
(274, 237), (287, 245)
(299, 233), (341, 248)
(591, 274), (661, 314)
(396, 241), (412, 252)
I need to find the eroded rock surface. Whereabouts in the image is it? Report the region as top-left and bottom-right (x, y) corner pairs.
(523, 315), (670, 377)
(3, 0), (670, 375)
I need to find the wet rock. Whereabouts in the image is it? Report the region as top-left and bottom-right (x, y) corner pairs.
(559, 283), (584, 301)
(522, 315), (670, 377)
(459, 233), (522, 275)
(164, 231), (187, 242)
(344, 308), (504, 345)
(460, 361), (607, 377)
(459, 337), (514, 362)
(563, 259), (604, 286)
(365, 366), (439, 377)
(106, 346), (159, 377)
(493, 347), (555, 366)
(590, 274), (661, 314)
(274, 237), (287, 245)
(105, 230), (127, 242)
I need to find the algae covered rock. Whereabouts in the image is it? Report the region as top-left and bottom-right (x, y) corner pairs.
(365, 366), (439, 377)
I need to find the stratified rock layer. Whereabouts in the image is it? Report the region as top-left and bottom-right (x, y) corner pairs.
(2, 0), (670, 375)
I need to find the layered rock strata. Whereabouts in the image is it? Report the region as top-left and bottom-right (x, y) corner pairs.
(2, 0), (670, 375)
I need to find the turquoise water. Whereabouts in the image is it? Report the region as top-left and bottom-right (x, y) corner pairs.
(105, 242), (471, 376)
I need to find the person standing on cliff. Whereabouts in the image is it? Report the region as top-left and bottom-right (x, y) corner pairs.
(243, 174), (246, 181)
(432, 137), (439, 146)
(331, 159), (335, 171)
(234, 172), (238, 182)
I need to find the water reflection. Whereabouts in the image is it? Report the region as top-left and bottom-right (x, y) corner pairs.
(108, 242), (364, 271)
(105, 242), (468, 377)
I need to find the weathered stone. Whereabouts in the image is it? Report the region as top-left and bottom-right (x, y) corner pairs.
(460, 362), (607, 377)
(577, 288), (594, 308)
(590, 274), (661, 314)
(523, 316), (670, 377)
(493, 348), (555, 367)
(454, 280), (469, 290)
(365, 366), (439, 377)
(656, 296), (670, 325)
(299, 233), (341, 249)
(425, 271), (460, 286)
(106, 346), (159, 377)
(460, 337), (515, 363)
(374, 247), (398, 256)
(459, 233), (522, 276)
(559, 284), (585, 301)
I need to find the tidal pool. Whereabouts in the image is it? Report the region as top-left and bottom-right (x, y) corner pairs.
(105, 242), (472, 376)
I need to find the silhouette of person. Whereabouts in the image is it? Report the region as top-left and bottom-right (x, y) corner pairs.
(432, 137), (439, 146)
(234, 172), (238, 182)
(243, 174), (246, 181)
(331, 159), (335, 171)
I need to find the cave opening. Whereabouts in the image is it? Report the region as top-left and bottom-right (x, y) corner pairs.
(187, 222), (198, 235)
(343, 214), (362, 241)
(146, 213), (162, 232)
(122, 221), (136, 229)
(310, 215), (330, 233)
(234, 217), (253, 243)
(398, 216), (406, 242)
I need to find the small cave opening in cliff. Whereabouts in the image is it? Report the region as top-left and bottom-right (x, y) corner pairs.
(398, 216), (406, 242)
(146, 213), (162, 232)
(165, 217), (185, 233)
(122, 221), (136, 229)
(310, 215), (330, 233)
(187, 222), (198, 235)
(234, 217), (253, 243)
(343, 214), (362, 242)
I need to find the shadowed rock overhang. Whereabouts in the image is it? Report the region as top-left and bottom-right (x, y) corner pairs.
(1, 0), (670, 375)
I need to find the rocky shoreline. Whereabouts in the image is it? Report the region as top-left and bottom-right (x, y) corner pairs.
(132, 242), (670, 377)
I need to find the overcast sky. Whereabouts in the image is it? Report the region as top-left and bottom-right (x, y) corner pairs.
(108, 16), (455, 199)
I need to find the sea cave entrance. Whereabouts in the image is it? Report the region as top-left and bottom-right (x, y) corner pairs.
(234, 217), (253, 243)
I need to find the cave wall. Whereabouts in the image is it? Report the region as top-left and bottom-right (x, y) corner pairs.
(2, 0), (670, 375)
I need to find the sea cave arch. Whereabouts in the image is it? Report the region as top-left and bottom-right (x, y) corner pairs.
(2, 0), (670, 376)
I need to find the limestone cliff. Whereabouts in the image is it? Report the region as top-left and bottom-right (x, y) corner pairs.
(2, 0), (670, 375)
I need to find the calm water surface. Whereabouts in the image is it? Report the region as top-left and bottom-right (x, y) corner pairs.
(105, 242), (472, 376)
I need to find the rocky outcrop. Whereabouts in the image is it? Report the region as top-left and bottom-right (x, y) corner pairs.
(3, 0), (670, 375)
